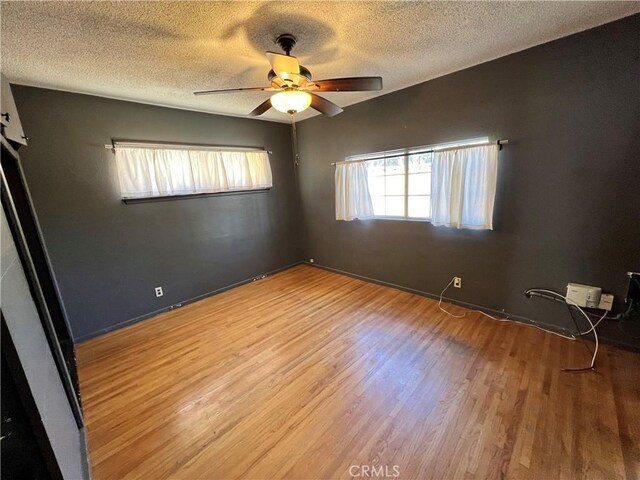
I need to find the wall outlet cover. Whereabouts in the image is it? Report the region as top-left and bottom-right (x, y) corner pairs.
(155, 286), (163, 297)
(454, 277), (462, 288)
(598, 293), (614, 311)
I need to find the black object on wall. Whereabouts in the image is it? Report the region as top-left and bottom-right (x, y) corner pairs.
(1, 320), (55, 480)
(12, 87), (303, 341)
(1, 193), (88, 479)
(1, 141), (82, 410)
(2, 147), (75, 343)
(296, 14), (640, 349)
(2, 140), (84, 428)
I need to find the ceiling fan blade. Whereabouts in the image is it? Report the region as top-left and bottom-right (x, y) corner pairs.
(266, 51), (300, 81)
(306, 77), (383, 92)
(194, 87), (279, 96)
(309, 93), (343, 117)
(248, 98), (272, 117)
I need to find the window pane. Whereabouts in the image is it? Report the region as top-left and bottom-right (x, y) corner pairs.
(366, 158), (386, 176)
(385, 196), (405, 217)
(408, 153), (432, 173)
(408, 173), (431, 195)
(385, 156), (405, 175)
(408, 196), (430, 218)
(385, 174), (405, 196)
(371, 196), (386, 216)
(368, 176), (385, 197)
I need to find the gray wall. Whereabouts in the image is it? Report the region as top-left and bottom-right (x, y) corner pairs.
(296, 15), (640, 347)
(12, 15), (640, 347)
(13, 87), (303, 341)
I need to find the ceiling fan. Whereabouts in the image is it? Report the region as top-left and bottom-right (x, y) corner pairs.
(194, 34), (382, 118)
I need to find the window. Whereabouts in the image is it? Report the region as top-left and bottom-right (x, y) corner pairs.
(347, 138), (489, 220)
(114, 145), (272, 200)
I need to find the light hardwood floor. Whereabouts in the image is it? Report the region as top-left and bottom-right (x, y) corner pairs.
(77, 265), (640, 480)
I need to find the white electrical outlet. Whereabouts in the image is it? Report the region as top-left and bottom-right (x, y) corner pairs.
(155, 286), (163, 297)
(453, 277), (462, 288)
(309, 258), (315, 263)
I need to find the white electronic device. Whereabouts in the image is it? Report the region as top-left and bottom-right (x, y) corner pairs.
(598, 293), (614, 311)
(566, 283), (602, 308)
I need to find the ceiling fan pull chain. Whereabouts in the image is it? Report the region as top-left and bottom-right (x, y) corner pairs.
(291, 114), (300, 167)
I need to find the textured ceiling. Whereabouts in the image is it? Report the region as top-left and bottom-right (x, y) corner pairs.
(2, 1), (639, 123)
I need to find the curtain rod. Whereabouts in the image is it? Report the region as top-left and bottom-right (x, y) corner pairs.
(331, 139), (509, 166)
(104, 141), (271, 154)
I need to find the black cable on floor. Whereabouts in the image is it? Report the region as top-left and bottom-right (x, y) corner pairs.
(562, 303), (599, 372)
(565, 303), (593, 358)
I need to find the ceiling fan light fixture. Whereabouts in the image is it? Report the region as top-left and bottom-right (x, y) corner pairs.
(270, 90), (312, 114)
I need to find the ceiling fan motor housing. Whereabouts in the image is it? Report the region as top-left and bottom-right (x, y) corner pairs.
(268, 66), (312, 84)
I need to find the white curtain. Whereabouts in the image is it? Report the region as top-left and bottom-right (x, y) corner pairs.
(335, 161), (374, 221)
(430, 144), (498, 230)
(115, 147), (272, 199)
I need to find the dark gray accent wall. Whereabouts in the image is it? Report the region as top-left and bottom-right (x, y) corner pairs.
(12, 87), (303, 341)
(296, 15), (640, 348)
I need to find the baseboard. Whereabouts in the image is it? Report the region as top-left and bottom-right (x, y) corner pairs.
(75, 261), (305, 343)
(307, 262), (578, 338)
(308, 262), (640, 352)
(79, 426), (92, 480)
(76, 260), (638, 352)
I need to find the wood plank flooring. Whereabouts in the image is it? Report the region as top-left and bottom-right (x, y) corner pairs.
(77, 265), (640, 479)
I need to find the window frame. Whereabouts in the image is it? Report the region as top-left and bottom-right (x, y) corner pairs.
(121, 188), (271, 205)
(347, 137), (489, 221)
